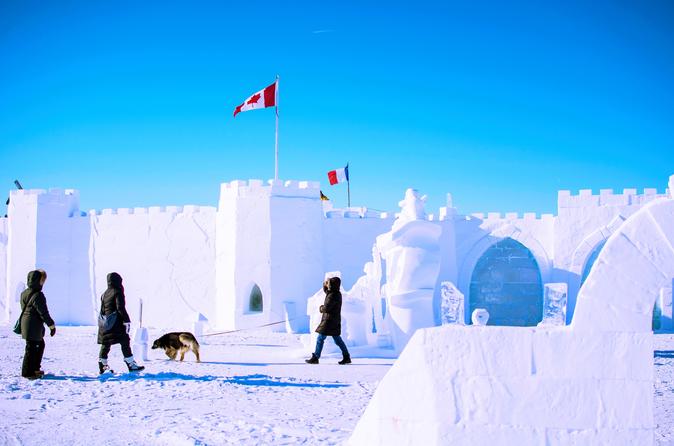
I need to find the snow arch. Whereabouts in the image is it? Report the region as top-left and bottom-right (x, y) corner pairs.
(572, 198), (674, 332)
(569, 214), (625, 278)
(350, 197), (674, 445)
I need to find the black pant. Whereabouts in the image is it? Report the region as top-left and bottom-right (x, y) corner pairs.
(22, 340), (45, 377)
(99, 338), (133, 359)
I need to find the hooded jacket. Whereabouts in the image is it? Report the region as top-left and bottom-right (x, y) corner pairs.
(20, 270), (55, 341)
(315, 277), (343, 336)
(97, 272), (132, 345)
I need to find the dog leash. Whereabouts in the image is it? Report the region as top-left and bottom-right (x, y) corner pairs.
(201, 319), (292, 337)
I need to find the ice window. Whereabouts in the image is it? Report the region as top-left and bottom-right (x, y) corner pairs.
(469, 238), (543, 326)
(248, 284), (263, 313)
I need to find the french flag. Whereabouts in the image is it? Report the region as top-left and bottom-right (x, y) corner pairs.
(327, 165), (349, 185)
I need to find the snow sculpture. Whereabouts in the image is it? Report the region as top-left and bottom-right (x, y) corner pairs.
(341, 262), (377, 346)
(350, 187), (674, 445)
(470, 308), (489, 325)
(440, 282), (465, 325)
(537, 283), (568, 327)
(376, 189), (442, 352)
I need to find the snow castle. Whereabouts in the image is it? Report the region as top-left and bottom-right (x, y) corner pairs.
(1, 177), (672, 341)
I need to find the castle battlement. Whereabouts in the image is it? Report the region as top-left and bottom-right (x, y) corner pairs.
(324, 208), (395, 219)
(87, 205), (216, 217)
(464, 211), (555, 222)
(220, 179), (321, 199)
(558, 187), (669, 208)
(10, 187), (79, 201)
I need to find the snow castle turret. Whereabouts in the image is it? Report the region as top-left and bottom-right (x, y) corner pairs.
(215, 180), (324, 331)
(5, 188), (92, 325)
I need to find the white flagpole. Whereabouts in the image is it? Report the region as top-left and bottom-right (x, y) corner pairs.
(275, 75), (279, 180)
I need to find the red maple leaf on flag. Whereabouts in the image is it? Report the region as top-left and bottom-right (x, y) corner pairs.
(247, 93), (261, 105)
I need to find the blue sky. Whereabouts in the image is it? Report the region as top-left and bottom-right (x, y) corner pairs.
(1, 1), (672, 215)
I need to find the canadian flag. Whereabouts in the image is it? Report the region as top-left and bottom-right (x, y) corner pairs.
(327, 165), (349, 185)
(233, 80), (277, 117)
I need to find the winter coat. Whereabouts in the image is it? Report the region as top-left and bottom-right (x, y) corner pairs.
(20, 270), (55, 342)
(315, 277), (343, 336)
(97, 272), (132, 345)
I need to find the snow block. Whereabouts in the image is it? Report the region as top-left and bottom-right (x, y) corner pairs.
(349, 325), (654, 445)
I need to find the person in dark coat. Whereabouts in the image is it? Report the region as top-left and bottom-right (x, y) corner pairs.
(97, 272), (144, 373)
(20, 269), (56, 379)
(306, 276), (351, 365)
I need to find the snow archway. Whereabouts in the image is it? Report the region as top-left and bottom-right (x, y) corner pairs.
(469, 238), (543, 326)
(350, 196), (674, 445)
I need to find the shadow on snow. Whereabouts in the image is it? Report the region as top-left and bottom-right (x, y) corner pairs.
(221, 374), (349, 388)
(40, 372), (349, 387)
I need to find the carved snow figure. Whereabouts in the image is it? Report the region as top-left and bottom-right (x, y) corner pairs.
(537, 283), (568, 327)
(376, 189), (442, 352)
(440, 282), (465, 325)
(341, 262), (376, 347)
(471, 308), (489, 325)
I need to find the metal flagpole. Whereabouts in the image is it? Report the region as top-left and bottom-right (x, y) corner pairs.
(274, 75), (279, 180)
(347, 162), (351, 208)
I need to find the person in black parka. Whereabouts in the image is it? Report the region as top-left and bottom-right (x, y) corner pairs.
(306, 276), (351, 365)
(97, 272), (144, 373)
(20, 269), (56, 379)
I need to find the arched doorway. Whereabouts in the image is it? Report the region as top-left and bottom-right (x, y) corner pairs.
(580, 240), (606, 286)
(469, 238), (543, 326)
(248, 284), (263, 313)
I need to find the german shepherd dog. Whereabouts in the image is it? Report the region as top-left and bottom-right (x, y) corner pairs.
(152, 332), (201, 362)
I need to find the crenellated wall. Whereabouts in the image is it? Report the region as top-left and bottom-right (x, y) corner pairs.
(555, 187), (670, 321)
(2, 178), (671, 331)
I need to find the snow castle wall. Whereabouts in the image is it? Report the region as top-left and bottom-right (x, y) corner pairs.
(0, 217), (7, 322)
(89, 205), (216, 329)
(350, 195), (674, 445)
(323, 210), (394, 290)
(2, 177), (671, 337)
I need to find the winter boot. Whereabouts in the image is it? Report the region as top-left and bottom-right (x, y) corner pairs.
(305, 354), (319, 364)
(124, 356), (145, 372)
(98, 359), (113, 374)
(338, 354), (352, 365)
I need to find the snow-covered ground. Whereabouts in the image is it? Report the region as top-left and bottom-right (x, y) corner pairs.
(0, 326), (393, 445)
(0, 326), (672, 445)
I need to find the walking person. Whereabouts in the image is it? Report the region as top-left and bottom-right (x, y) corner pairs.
(306, 276), (351, 365)
(20, 269), (56, 379)
(97, 272), (144, 374)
